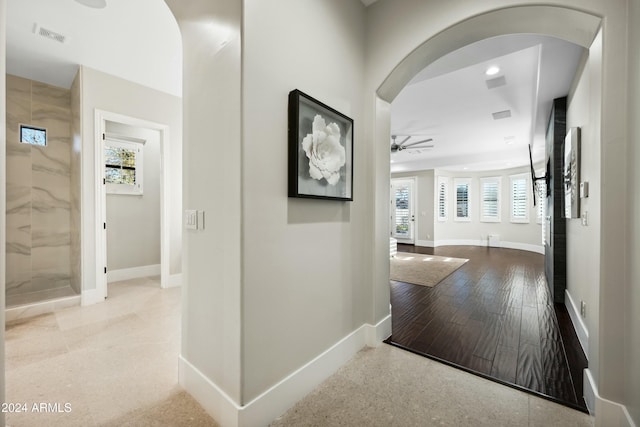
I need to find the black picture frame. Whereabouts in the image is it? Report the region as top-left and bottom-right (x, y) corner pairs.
(288, 89), (353, 201)
(563, 127), (581, 219)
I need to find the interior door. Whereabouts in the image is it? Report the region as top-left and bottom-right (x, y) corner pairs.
(390, 178), (416, 244)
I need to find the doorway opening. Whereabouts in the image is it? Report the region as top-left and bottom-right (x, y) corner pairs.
(95, 110), (173, 300)
(379, 5), (601, 413)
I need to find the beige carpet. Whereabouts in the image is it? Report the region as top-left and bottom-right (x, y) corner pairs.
(390, 252), (468, 287)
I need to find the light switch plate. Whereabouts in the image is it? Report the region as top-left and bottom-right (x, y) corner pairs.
(580, 181), (589, 198)
(185, 210), (198, 230)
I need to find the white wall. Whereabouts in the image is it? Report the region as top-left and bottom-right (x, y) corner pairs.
(626, 0), (640, 423)
(365, 1), (629, 423)
(242, 0), (367, 403)
(80, 66), (182, 294)
(105, 122), (161, 271)
(565, 36), (601, 362)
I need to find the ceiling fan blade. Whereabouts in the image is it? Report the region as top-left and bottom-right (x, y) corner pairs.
(399, 136), (411, 145)
(401, 138), (433, 148)
(398, 144), (434, 151)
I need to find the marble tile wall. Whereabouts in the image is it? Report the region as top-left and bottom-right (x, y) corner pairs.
(5, 75), (75, 302)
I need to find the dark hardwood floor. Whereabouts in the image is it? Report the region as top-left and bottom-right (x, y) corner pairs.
(386, 244), (588, 412)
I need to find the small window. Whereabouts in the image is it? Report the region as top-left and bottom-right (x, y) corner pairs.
(510, 174), (529, 223)
(104, 134), (144, 195)
(437, 176), (448, 222)
(20, 125), (47, 146)
(454, 178), (471, 221)
(480, 177), (501, 222)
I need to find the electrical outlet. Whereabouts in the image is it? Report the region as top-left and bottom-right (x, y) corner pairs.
(580, 300), (587, 318)
(581, 211), (588, 226)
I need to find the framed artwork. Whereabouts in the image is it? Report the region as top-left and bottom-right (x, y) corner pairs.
(288, 89), (353, 201)
(563, 127), (581, 219)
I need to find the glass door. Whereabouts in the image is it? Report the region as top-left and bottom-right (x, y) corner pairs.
(390, 178), (416, 244)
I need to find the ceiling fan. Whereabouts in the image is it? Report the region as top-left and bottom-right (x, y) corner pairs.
(390, 135), (434, 153)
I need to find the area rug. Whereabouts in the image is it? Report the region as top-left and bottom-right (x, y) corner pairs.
(390, 252), (468, 287)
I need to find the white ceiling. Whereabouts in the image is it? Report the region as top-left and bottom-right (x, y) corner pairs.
(391, 34), (585, 173)
(6, 0), (182, 96)
(6, 1), (583, 174)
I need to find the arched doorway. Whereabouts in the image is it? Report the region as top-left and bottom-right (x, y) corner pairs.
(368, 3), (608, 416)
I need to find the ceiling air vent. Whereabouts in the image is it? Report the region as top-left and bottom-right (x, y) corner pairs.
(32, 24), (66, 44)
(485, 76), (507, 89)
(492, 110), (512, 120)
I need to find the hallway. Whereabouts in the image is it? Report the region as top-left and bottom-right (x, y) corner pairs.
(388, 244), (588, 411)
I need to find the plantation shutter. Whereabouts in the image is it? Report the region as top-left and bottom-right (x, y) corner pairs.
(437, 179), (447, 221)
(510, 175), (528, 222)
(455, 181), (469, 219)
(481, 178), (500, 222)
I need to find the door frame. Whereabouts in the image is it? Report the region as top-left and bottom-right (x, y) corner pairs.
(94, 109), (172, 301)
(390, 176), (417, 244)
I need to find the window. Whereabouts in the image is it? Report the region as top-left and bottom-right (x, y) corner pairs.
(454, 178), (471, 221)
(480, 177), (501, 222)
(20, 124), (47, 146)
(510, 174), (529, 223)
(437, 176), (448, 221)
(104, 134), (144, 195)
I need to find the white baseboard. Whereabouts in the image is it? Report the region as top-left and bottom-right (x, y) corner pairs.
(166, 273), (182, 288)
(584, 369), (596, 415)
(585, 369), (637, 426)
(364, 314), (392, 346)
(500, 241), (544, 254)
(565, 290), (589, 357)
(180, 316), (391, 427)
(107, 264), (160, 283)
(81, 288), (105, 306)
(432, 239), (544, 254)
(179, 356), (241, 427)
(415, 239), (434, 247)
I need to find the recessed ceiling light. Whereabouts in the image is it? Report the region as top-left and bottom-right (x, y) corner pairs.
(74, 0), (107, 9)
(486, 65), (500, 76)
(504, 136), (515, 145)
(463, 167), (468, 170)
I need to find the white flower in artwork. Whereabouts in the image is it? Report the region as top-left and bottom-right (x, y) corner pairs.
(301, 115), (346, 185)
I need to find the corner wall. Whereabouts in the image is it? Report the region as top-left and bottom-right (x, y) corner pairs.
(164, 0), (244, 419)
(626, 0), (640, 424)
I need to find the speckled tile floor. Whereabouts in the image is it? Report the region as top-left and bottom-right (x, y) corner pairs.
(5, 277), (217, 427)
(271, 344), (594, 427)
(6, 278), (593, 427)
